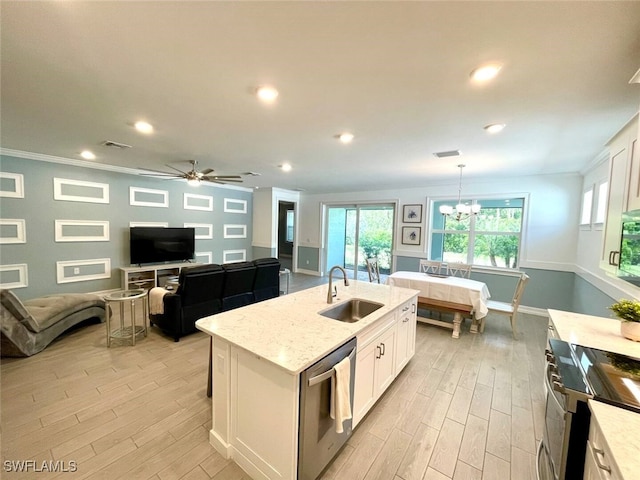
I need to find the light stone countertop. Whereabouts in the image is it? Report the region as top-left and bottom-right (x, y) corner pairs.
(548, 309), (640, 358)
(588, 400), (640, 480)
(195, 280), (420, 375)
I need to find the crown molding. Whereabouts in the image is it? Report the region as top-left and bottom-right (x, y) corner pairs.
(580, 148), (610, 175)
(0, 148), (253, 192)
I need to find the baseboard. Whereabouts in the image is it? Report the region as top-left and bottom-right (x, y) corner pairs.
(295, 268), (321, 276)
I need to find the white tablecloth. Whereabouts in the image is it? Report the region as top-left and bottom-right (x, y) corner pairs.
(387, 271), (491, 319)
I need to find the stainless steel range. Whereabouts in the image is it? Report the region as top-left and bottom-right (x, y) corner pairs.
(538, 339), (640, 480)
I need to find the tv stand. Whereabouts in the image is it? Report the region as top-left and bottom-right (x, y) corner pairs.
(120, 262), (199, 291)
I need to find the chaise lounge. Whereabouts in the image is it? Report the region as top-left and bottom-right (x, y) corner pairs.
(0, 289), (106, 357)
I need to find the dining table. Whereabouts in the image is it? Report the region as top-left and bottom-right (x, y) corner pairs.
(386, 271), (491, 338)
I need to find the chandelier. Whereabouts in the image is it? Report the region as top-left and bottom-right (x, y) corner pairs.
(439, 164), (481, 221)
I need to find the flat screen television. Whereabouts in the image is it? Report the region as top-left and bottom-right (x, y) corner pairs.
(130, 227), (195, 265)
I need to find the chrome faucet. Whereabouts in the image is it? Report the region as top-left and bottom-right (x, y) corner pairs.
(327, 265), (350, 304)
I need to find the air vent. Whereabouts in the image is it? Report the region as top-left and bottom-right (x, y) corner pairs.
(102, 140), (132, 149)
(433, 150), (461, 158)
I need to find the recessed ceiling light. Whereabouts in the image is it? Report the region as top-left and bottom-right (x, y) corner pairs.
(80, 150), (96, 160)
(484, 123), (506, 134)
(256, 86), (279, 103)
(470, 63), (502, 82)
(338, 132), (354, 144)
(280, 163), (292, 172)
(134, 121), (154, 134)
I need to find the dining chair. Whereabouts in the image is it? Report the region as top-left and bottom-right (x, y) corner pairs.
(480, 272), (530, 338)
(366, 257), (381, 283)
(447, 262), (472, 278)
(419, 259), (442, 274)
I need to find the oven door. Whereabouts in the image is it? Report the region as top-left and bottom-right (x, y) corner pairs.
(539, 362), (569, 480)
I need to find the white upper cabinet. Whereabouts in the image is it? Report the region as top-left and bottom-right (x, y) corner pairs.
(600, 113), (639, 273)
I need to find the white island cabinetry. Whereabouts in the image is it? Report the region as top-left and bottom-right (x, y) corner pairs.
(197, 281), (419, 480)
(352, 310), (397, 427)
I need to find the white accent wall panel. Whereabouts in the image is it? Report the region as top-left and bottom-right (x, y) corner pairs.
(224, 198), (247, 214)
(54, 178), (109, 203)
(55, 220), (109, 242)
(0, 263), (28, 288)
(0, 219), (26, 244)
(223, 249), (246, 263)
(184, 193), (213, 211)
(129, 187), (168, 207)
(56, 258), (111, 284)
(223, 224), (247, 239)
(0, 172), (24, 198)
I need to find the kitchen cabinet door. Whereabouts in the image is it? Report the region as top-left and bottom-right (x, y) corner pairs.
(374, 325), (397, 394)
(601, 115), (637, 273)
(626, 138), (640, 212)
(353, 340), (376, 426)
(353, 318), (397, 427)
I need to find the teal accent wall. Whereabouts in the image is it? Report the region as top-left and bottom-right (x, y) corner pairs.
(0, 155), (253, 300)
(253, 246), (275, 259)
(394, 255), (616, 316)
(572, 274), (616, 318)
(297, 246), (319, 271)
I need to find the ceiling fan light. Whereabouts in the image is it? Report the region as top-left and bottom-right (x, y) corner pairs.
(187, 178), (201, 187)
(471, 203), (481, 213)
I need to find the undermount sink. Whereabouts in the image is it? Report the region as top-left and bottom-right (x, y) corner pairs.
(319, 298), (384, 323)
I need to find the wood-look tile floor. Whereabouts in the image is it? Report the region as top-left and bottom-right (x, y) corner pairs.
(1, 274), (548, 480)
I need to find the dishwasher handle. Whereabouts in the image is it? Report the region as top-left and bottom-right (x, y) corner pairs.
(307, 347), (357, 387)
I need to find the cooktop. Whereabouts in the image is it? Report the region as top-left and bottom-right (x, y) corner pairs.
(572, 343), (640, 413)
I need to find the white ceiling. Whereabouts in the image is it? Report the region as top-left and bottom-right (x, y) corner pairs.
(1, 1), (639, 194)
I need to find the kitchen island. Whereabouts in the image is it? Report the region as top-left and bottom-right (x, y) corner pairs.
(196, 280), (419, 480)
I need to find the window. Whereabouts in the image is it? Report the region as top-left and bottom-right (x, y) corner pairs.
(286, 210), (294, 242)
(430, 198), (524, 269)
(595, 181), (608, 224)
(580, 187), (594, 225)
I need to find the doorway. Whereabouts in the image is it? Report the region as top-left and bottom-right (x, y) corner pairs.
(278, 201), (295, 271)
(325, 204), (395, 281)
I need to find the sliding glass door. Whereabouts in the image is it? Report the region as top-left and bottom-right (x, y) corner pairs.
(325, 204), (395, 280)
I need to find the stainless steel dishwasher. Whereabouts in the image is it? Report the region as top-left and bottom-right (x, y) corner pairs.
(298, 337), (357, 480)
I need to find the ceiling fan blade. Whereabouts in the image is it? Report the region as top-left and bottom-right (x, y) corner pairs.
(200, 168), (214, 175)
(139, 172), (182, 178)
(210, 175), (242, 179)
(166, 165), (189, 175)
(202, 176), (243, 183)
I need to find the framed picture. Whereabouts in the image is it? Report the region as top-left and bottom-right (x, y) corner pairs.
(402, 226), (421, 245)
(403, 204), (422, 223)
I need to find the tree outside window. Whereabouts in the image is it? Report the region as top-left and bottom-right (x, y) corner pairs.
(431, 198), (524, 269)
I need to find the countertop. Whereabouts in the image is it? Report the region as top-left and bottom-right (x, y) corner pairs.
(195, 280), (419, 375)
(548, 309), (640, 358)
(588, 400), (640, 480)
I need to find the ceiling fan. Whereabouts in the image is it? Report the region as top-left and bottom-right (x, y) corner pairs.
(140, 160), (243, 185)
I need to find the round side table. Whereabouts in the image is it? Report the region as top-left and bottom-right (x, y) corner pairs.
(105, 289), (148, 347)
